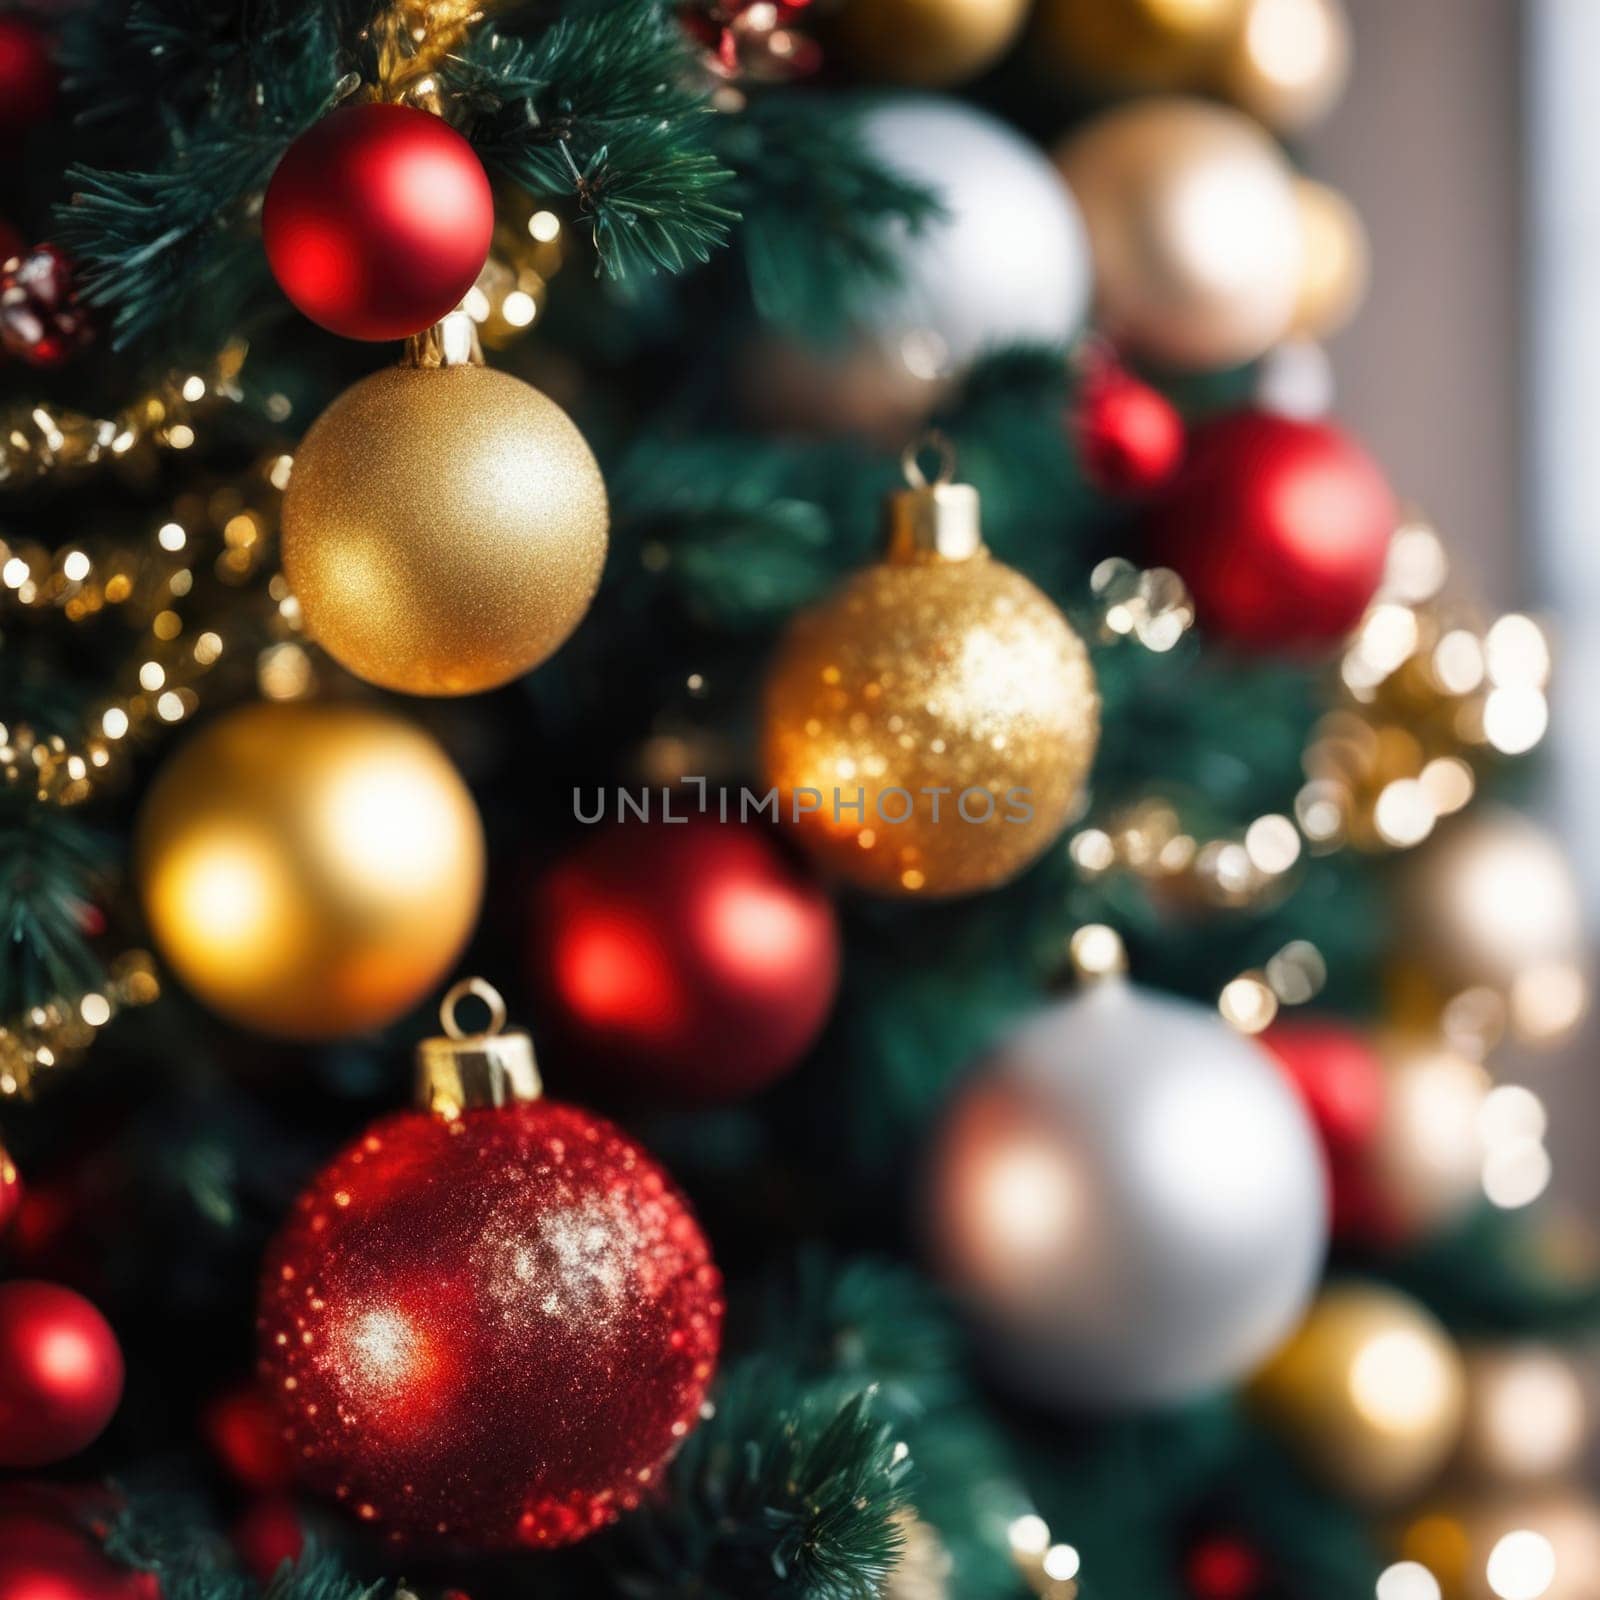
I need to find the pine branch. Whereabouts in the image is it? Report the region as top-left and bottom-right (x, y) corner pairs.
(446, 1), (738, 279)
(606, 1358), (912, 1600)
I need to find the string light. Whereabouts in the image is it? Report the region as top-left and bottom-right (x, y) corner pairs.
(0, 951), (161, 1097)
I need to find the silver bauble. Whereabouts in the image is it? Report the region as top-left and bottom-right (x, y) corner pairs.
(858, 96), (1092, 380)
(928, 980), (1328, 1408)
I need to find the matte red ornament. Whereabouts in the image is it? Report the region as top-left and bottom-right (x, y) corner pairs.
(0, 245), (92, 368)
(258, 989), (722, 1550)
(1261, 1018), (1386, 1242)
(262, 103), (494, 341)
(0, 1281), (123, 1468)
(204, 1382), (297, 1492)
(1075, 351), (1185, 494)
(1147, 411), (1395, 651)
(533, 819), (839, 1103)
(0, 1485), (159, 1600)
(0, 1135), (22, 1237)
(0, 18), (56, 136)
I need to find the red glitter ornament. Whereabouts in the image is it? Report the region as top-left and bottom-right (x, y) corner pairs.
(258, 980), (723, 1550)
(0, 245), (92, 368)
(263, 103), (494, 342)
(0, 1135), (21, 1237)
(1148, 411), (1394, 652)
(0, 18), (56, 136)
(1074, 349), (1185, 494)
(0, 1485), (159, 1600)
(0, 1281), (123, 1468)
(533, 819), (839, 1104)
(1261, 1019), (1385, 1241)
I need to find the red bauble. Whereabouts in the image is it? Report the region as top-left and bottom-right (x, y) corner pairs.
(533, 820), (840, 1103)
(0, 245), (92, 367)
(1075, 352), (1185, 494)
(0, 1281), (123, 1467)
(262, 103), (494, 341)
(0, 1135), (22, 1236)
(232, 1498), (305, 1583)
(1185, 1533), (1268, 1600)
(203, 1382), (297, 1492)
(1147, 412), (1395, 651)
(1262, 1019), (1385, 1241)
(0, 1485), (159, 1600)
(258, 1099), (723, 1549)
(0, 18), (56, 136)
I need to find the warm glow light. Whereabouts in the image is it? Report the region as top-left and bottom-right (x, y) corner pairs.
(1350, 1329), (1452, 1433)
(1009, 1514), (1050, 1556)
(1043, 1545), (1081, 1581)
(1246, 0), (1334, 89)
(1483, 1139), (1553, 1210)
(1485, 1530), (1557, 1600)
(1377, 1564), (1442, 1600)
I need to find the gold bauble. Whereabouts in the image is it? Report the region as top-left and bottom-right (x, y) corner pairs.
(1364, 1038), (1491, 1242)
(830, 0), (1030, 86)
(1399, 1489), (1600, 1600)
(1036, 0), (1244, 89)
(761, 463), (1098, 898)
(1215, 0), (1351, 132)
(1248, 1282), (1465, 1504)
(283, 358), (608, 696)
(1393, 807), (1589, 1043)
(136, 701), (485, 1039)
(1454, 1346), (1588, 1486)
(1055, 97), (1303, 370)
(1292, 177), (1369, 339)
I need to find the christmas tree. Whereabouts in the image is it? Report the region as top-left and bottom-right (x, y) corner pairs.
(0, 2), (1593, 1598)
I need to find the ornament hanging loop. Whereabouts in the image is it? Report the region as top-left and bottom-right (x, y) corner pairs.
(417, 976), (541, 1117)
(887, 430), (982, 564)
(404, 311), (484, 371)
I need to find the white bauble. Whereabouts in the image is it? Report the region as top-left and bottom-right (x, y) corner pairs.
(859, 95), (1092, 379)
(929, 980), (1328, 1408)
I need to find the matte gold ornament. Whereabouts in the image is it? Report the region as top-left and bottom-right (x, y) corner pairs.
(1399, 1488), (1600, 1600)
(1291, 177), (1369, 338)
(761, 443), (1098, 898)
(1214, 0), (1351, 132)
(1393, 807), (1589, 1043)
(830, 0), (1030, 86)
(136, 700), (485, 1039)
(1055, 97), (1303, 370)
(1036, 0), (1244, 89)
(282, 323), (608, 696)
(1248, 1281), (1464, 1505)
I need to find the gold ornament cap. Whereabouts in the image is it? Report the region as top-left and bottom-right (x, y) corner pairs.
(415, 977), (541, 1117)
(886, 433), (982, 563)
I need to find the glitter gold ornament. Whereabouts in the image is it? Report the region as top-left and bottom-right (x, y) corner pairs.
(1248, 1281), (1465, 1505)
(828, 0), (1030, 87)
(1291, 177), (1368, 338)
(1036, 0), (1244, 89)
(761, 442), (1098, 898)
(136, 700), (484, 1039)
(1055, 97), (1303, 371)
(257, 980), (722, 1549)
(282, 323), (608, 696)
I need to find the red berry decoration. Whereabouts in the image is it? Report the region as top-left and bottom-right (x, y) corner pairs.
(1185, 1532), (1269, 1600)
(0, 1135), (22, 1237)
(0, 1281), (123, 1467)
(0, 17), (56, 136)
(533, 819), (840, 1103)
(1074, 348), (1185, 494)
(0, 1485), (159, 1600)
(203, 1382), (297, 1493)
(258, 981), (723, 1550)
(263, 103), (494, 341)
(0, 245), (92, 368)
(231, 1499), (305, 1584)
(1147, 411), (1395, 652)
